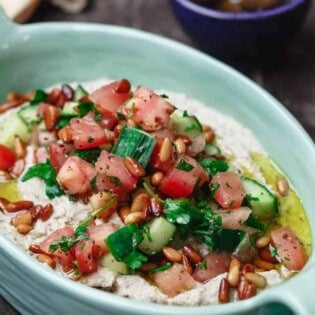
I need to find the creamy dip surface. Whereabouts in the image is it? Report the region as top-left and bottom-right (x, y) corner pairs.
(0, 78), (298, 305)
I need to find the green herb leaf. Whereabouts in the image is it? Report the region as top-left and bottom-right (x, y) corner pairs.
(199, 260), (208, 270)
(108, 176), (121, 187)
(74, 148), (101, 165)
(160, 94), (169, 99)
(200, 159), (229, 177)
(30, 90), (48, 106)
(149, 263), (172, 273)
(209, 182), (220, 198)
(21, 160), (64, 199)
(176, 159), (194, 172)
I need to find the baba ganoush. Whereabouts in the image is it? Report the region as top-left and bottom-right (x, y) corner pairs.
(0, 78), (311, 305)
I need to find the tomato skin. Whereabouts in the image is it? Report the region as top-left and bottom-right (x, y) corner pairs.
(152, 263), (196, 297)
(70, 112), (106, 150)
(39, 226), (75, 269)
(0, 144), (17, 171)
(271, 226), (307, 271)
(88, 223), (116, 255)
(193, 252), (231, 283)
(211, 171), (245, 209)
(74, 240), (100, 274)
(49, 143), (67, 172)
(34, 147), (49, 163)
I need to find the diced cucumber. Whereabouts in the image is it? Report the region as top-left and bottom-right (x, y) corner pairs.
(204, 143), (221, 156)
(170, 111), (202, 139)
(74, 84), (88, 101)
(111, 126), (156, 168)
(138, 217), (176, 255)
(0, 109), (31, 148)
(18, 104), (39, 128)
(100, 252), (129, 275)
(242, 177), (278, 221)
(61, 101), (79, 116)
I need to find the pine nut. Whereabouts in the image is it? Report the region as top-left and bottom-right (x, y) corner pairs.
(238, 279), (256, 300)
(163, 247), (182, 263)
(39, 204), (54, 221)
(182, 254), (193, 275)
(124, 157), (145, 178)
(16, 223), (33, 234)
(204, 129), (215, 142)
(29, 244), (45, 254)
(6, 200), (34, 212)
(276, 178), (289, 196)
(30, 205), (43, 220)
(14, 135), (26, 159)
(0, 197), (10, 212)
(151, 171), (164, 186)
(118, 206), (131, 221)
(241, 263), (254, 275)
(124, 211), (145, 225)
(176, 135), (192, 145)
(159, 138), (172, 162)
(255, 236), (271, 249)
(58, 125), (73, 142)
(43, 105), (60, 131)
(139, 262), (157, 272)
(37, 254), (56, 269)
(0, 170), (13, 180)
(131, 192), (150, 213)
(182, 245), (202, 264)
(174, 138), (186, 154)
(149, 198), (163, 216)
(259, 247), (278, 263)
(127, 119), (136, 127)
(253, 259), (275, 271)
(227, 258), (241, 288)
(202, 125), (211, 132)
(11, 212), (33, 226)
(115, 79), (131, 94)
(218, 278), (230, 303)
(244, 272), (267, 289)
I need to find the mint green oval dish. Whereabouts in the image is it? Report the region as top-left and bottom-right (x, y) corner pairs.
(0, 9), (314, 315)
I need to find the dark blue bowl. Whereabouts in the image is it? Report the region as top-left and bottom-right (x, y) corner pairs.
(170, 0), (311, 57)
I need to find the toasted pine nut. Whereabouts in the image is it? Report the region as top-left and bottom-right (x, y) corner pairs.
(182, 245), (202, 264)
(6, 200), (34, 212)
(43, 105), (60, 131)
(149, 198), (163, 216)
(202, 125), (211, 132)
(174, 138), (186, 154)
(163, 247), (182, 263)
(204, 129), (215, 142)
(37, 254), (56, 269)
(182, 254), (193, 275)
(241, 263), (254, 275)
(127, 118), (136, 127)
(0, 170), (13, 180)
(227, 258), (241, 288)
(11, 212), (33, 226)
(259, 247), (278, 263)
(29, 244), (45, 254)
(151, 171), (164, 186)
(244, 272), (267, 289)
(39, 204), (54, 221)
(238, 279), (256, 300)
(16, 223), (33, 234)
(58, 125), (73, 142)
(255, 236), (271, 249)
(124, 157), (145, 178)
(159, 138), (172, 162)
(276, 178), (289, 196)
(253, 259), (275, 271)
(176, 135), (192, 145)
(0, 197), (10, 212)
(139, 262), (157, 272)
(131, 192), (150, 213)
(118, 206), (131, 221)
(14, 135), (26, 159)
(30, 205), (43, 220)
(218, 278), (230, 303)
(124, 211), (145, 225)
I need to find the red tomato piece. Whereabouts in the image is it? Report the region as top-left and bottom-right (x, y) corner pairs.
(131, 86), (175, 131)
(193, 252), (231, 283)
(70, 112), (106, 149)
(57, 156), (96, 196)
(95, 150), (138, 192)
(271, 226), (307, 271)
(211, 171), (245, 209)
(88, 223), (116, 255)
(159, 156), (209, 198)
(219, 207), (252, 230)
(0, 144), (16, 171)
(152, 263), (196, 297)
(39, 226), (75, 269)
(34, 147), (49, 163)
(49, 143), (67, 172)
(38, 130), (58, 146)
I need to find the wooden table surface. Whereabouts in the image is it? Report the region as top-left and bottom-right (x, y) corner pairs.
(1, 0), (314, 314)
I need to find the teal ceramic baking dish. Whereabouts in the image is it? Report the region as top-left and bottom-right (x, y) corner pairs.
(0, 9), (314, 315)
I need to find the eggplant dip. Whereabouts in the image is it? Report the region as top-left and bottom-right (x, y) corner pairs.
(0, 78), (311, 305)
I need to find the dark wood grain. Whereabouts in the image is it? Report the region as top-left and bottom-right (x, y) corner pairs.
(1, 0), (314, 313)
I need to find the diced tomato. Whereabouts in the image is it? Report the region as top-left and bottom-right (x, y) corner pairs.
(159, 156), (209, 198)
(70, 112), (106, 149)
(193, 252), (231, 283)
(211, 171), (245, 209)
(219, 207), (252, 230)
(38, 130), (58, 146)
(271, 226), (307, 271)
(95, 150), (138, 192)
(149, 138), (176, 173)
(152, 263), (196, 297)
(34, 147), (49, 163)
(130, 86), (175, 131)
(89, 79), (131, 115)
(0, 144), (16, 171)
(88, 223), (116, 255)
(39, 226), (75, 269)
(74, 239), (100, 274)
(57, 156), (96, 196)
(49, 143), (67, 172)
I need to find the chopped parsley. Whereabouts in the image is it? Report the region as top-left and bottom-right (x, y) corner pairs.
(160, 94), (169, 99)
(200, 159), (229, 177)
(176, 159), (194, 172)
(199, 260), (208, 270)
(74, 148), (101, 165)
(108, 176), (122, 187)
(30, 89), (48, 106)
(149, 263), (172, 273)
